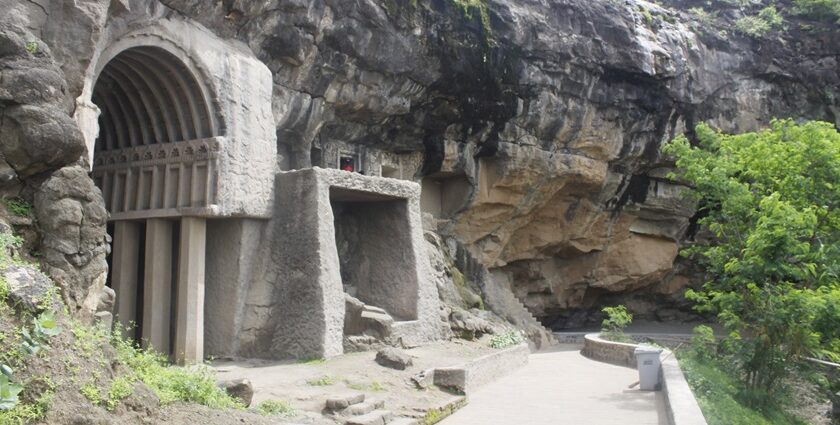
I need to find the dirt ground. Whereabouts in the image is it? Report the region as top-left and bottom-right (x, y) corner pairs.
(211, 338), (502, 423)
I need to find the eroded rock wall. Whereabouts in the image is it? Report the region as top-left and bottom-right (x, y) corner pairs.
(3, 0), (839, 328)
(157, 0), (839, 325)
(0, 2), (114, 319)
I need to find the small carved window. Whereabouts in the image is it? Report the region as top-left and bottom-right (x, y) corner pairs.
(339, 155), (356, 173)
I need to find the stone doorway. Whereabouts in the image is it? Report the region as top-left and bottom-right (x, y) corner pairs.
(90, 45), (218, 363)
(330, 188), (419, 322)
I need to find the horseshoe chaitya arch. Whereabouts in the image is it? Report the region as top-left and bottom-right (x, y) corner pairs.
(90, 45), (223, 219)
(92, 45), (220, 151)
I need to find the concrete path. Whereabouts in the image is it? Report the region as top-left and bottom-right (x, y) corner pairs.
(441, 345), (669, 425)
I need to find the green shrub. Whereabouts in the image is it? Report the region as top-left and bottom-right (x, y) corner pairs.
(600, 305), (633, 342)
(689, 7), (717, 27)
(256, 399), (295, 416)
(106, 377), (134, 411)
(641, 8), (654, 25)
(689, 325), (717, 361)
(735, 6), (783, 38)
(793, 0), (840, 22)
(488, 330), (525, 349)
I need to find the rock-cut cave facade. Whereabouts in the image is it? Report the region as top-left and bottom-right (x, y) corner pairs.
(76, 16), (443, 364)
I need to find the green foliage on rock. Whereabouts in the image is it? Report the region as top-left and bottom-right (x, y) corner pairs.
(793, 0), (840, 22)
(664, 120), (840, 398)
(2, 199), (31, 218)
(450, 0), (491, 36)
(600, 305), (633, 343)
(488, 330), (525, 348)
(735, 6), (784, 37)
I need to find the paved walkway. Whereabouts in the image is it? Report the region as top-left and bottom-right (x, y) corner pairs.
(441, 345), (669, 425)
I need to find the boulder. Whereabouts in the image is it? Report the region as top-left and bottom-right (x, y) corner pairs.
(219, 378), (254, 407)
(375, 348), (413, 370)
(326, 393), (365, 410)
(97, 286), (115, 313)
(3, 265), (53, 311)
(0, 105), (85, 178)
(34, 166), (109, 320)
(94, 311), (113, 332)
(410, 369), (435, 389)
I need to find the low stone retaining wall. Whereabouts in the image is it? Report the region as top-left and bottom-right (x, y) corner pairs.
(434, 343), (530, 394)
(582, 333), (708, 425)
(581, 333), (637, 367)
(661, 355), (707, 425)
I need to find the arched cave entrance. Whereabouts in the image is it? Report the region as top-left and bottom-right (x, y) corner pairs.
(90, 45), (221, 363)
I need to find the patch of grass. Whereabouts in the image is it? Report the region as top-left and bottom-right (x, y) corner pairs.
(678, 354), (808, 425)
(306, 375), (334, 386)
(0, 233), (23, 266)
(256, 399), (295, 417)
(111, 331), (243, 409)
(423, 397), (466, 425)
(488, 330), (525, 349)
(343, 379), (385, 392)
(80, 382), (102, 405)
(3, 198), (32, 218)
(71, 320), (108, 359)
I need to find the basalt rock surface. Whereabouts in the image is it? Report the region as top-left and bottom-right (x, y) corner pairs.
(3, 0), (839, 328)
(159, 0), (838, 326)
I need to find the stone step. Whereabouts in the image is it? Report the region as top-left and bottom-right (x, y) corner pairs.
(389, 418), (419, 425)
(363, 305), (389, 315)
(343, 409), (393, 425)
(326, 393), (366, 410)
(339, 399), (385, 416)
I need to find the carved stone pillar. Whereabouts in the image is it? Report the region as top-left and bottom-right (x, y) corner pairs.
(175, 217), (206, 364)
(112, 221), (141, 337)
(142, 218), (173, 354)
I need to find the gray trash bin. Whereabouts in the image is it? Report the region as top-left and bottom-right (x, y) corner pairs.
(634, 346), (663, 390)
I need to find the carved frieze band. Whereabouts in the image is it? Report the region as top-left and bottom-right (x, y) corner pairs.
(92, 138), (220, 219)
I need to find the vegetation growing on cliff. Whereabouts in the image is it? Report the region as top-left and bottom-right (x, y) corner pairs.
(664, 120), (840, 406)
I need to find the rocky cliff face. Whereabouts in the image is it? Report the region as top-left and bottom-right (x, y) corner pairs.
(2, 0), (838, 327)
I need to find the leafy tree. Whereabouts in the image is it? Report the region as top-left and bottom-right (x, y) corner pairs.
(664, 120), (840, 398)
